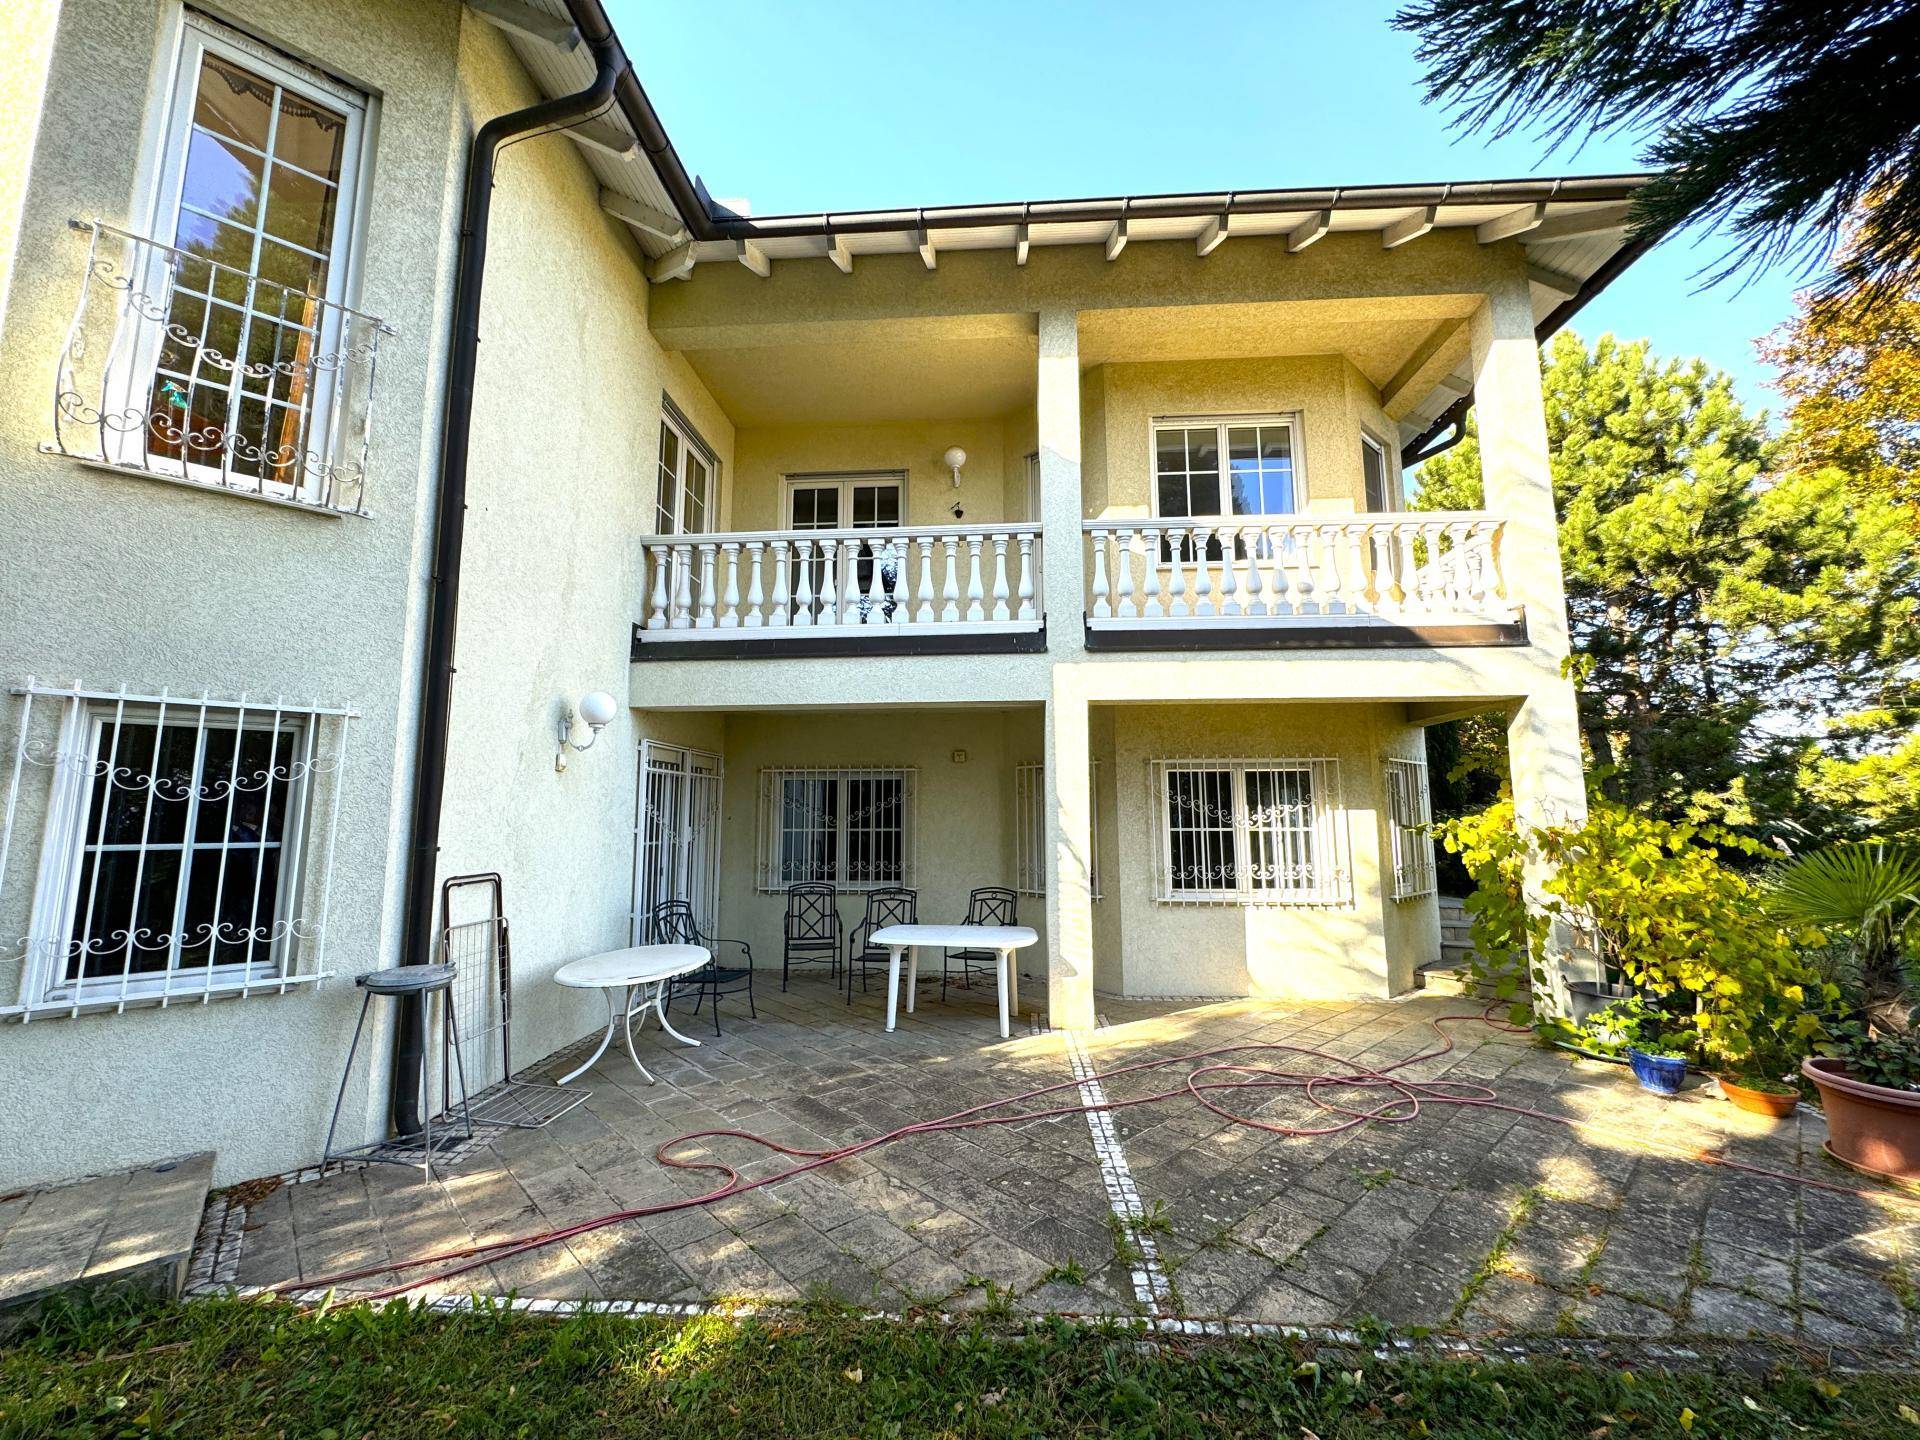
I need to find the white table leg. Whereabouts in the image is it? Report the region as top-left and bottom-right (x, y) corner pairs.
(905, 946), (919, 1013)
(617, 985), (658, 1086)
(651, 979), (702, 1048)
(996, 950), (1011, 1038)
(1009, 950), (1020, 1017)
(560, 987), (622, 1085)
(885, 945), (904, 1032)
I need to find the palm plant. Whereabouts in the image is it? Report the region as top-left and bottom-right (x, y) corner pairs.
(1767, 844), (1920, 1034)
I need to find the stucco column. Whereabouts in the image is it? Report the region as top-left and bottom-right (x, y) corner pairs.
(1468, 283), (1570, 660)
(1036, 308), (1084, 657)
(1508, 683), (1594, 1013)
(1045, 673), (1097, 1030)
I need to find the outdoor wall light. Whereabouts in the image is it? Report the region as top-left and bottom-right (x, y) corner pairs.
(555, 690), (618, 773)
(943, 445), (968, 488)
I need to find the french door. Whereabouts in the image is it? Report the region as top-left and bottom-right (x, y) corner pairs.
(786, 472), (903, 620)
(633, 742), (722, 942)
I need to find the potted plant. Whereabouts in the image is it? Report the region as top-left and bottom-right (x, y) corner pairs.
(1804, 1023), (1920, 1180)
(1717, 1073), (1802, 1119)
(1568, 995), (1694, 1094)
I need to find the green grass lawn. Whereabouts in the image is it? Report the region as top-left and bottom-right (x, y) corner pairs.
(2, 1295), (1917, 1439)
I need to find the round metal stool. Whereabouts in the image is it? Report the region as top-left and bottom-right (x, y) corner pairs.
(322, 964), (473, 1179)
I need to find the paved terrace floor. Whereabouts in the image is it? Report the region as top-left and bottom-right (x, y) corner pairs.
(216, 984), (1920, 1357)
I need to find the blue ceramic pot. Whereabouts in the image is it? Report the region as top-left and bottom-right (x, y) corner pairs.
(1628, 1048), (1687, 1096)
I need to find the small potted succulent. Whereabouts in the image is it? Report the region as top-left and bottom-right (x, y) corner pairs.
(1804, 1022), (1920, 1180)
(1554, 995), (1692, 1094)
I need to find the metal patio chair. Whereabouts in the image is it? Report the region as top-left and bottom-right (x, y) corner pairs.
(846, 886), (917, 1004)
(650, 899), (755, 1037)
(943, 886), (1018, 1002)
(782, 882), (841, 990)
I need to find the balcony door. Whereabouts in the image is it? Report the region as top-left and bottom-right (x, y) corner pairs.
(786, 472), (903, 621)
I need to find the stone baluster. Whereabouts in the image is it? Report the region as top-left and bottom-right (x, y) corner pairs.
(793, 537), (816, 627)
(1016, 532), (1037, 620)
(1089, 528), (1111, 618)
(990, 533), (1012, 620)
(1277, 528), (1304, 616)
(769, 539), (791, 627)
(861, 536), (886, 623)
(1217, 525), (1242, 616)
(1394, 525), (1418, 614)
(743, 541), (765, 627)
(671, 542), (693, 628)
(940, 534), (961, 622)
(840, 537), (861, 625)
(1114, 528), (1136, 617)
(964, 534), (986, 621)
(1165, 527), (1189, 617)
(718, 542), (740, 627)
(915, 536), (936, 622)
(1141, 527), (1164, 618)
(646, 545), (668, 629)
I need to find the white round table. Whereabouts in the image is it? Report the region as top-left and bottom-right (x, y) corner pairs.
(869, 924), (1038, 1038)
(553, 943), (709, 1085)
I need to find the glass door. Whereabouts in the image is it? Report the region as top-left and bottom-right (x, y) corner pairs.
(786, 472), (903, 621)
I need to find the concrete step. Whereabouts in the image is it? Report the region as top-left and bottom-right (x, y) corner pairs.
(0, 1152), (214, 1333)
(1416, 960), (1528, 1001)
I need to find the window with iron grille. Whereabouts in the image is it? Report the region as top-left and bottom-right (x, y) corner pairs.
(1383, 756), (1436, 900)
(757, 767), (915, 890)
(1013, 760), (1102, 900)
(0, 680), (354, 1018)
(1151, 758), (1347, 905)
(633, 742), (723, 941)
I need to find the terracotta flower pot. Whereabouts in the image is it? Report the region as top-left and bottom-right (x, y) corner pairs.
(1802, 1056), (1920, 1181)
(1716, 1076), (1801, 1119)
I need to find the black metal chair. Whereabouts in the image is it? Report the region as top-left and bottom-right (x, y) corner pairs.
(846, 886), (917, 1003)
(651, 900), (754, 1037)
(782, 883), (841, 990)
(943, 887), (1018, 1002)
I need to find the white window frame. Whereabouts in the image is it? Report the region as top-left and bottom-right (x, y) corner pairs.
(632, 741), (723, 940)
(655, 400), (718, 536)
(1383, 756), (1436, 900)
(1148, 413), (1307, 523)
(1361, 430), (1402, 513)
(1013, 759), (1101, 901)
(2, 681), (355, 1018)
(757, 767), (916, 891)
(1024, 450), (1041, 523)
(783, 470), (907, 532)
(1151, 757), (1348, 906)
(117, 12), (370, 496)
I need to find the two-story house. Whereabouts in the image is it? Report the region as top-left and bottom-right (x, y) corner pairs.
(0, 0), (1637, 1188)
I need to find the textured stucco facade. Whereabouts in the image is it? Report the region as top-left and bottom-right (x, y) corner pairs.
(1, 0), (1593, 1191)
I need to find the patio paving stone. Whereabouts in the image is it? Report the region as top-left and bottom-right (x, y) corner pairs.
(197, 988), (1920, 1353)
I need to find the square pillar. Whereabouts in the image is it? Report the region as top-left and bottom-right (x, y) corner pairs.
(1036, 308), (1084, 658)
(1508, 683), (1595, 1011)
(1468, 284), (1570, 659)
(1045, 676), (1097, 1030)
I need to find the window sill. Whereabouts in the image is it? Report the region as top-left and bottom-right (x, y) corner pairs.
(42, 448), (371, 520)
(4, 970), (330, 1022)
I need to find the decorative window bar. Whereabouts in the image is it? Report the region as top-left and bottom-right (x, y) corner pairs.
(44, 219), (392, 517)
(0, 679), (356, 1020)
(1383, 755), (1437, 901)
(1012, 759), (1102, 901)
(757, 766), (916, 891)
(632, 741), (724, 940)
(1150, 757), (1348, 906)
(1084, 514), (1512, 627)
(638, 523), (1043, 639)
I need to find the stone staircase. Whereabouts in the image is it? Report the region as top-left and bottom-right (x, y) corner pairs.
(0, 1153), (214, 1333)
(1415, 896), (1526, 999)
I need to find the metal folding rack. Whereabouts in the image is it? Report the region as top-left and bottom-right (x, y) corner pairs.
(439, 872), (589, 1129)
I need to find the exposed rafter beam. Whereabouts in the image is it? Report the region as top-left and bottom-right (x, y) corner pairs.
(916, 225), (937, 270)
(565, 117), (637, 160)
(599, 189), (686, 244)
(1435, 373), (1473, 397)
(648, 242), (695, 283)
(1286, 210), (1330, 252)
(735, 238), (771, 278)
(1475, 201), (1546, 245)
(1380, 316), (1468, 420)
(826, 233), (853, 274)
(1526, 261), (1582, 297)
(1014, 223), (1030, 266)
(1382, 205), (1437, 249)
(1528, 203), (1634, 243)
(1194, 213), (1231, 257)
(466, 0), (580, 52)
(1104, 216), (1128, 261)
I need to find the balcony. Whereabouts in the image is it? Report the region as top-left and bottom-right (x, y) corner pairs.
(42, 220), (392, 518)
(1083, 513), (1521, 647)
(633, 522), (1046, 657)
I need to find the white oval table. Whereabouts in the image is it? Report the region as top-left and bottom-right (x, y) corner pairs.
(869, 923), (1038, 1038)
(553, 943), (709, 1085)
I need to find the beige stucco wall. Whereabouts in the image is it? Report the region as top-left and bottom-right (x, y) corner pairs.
(429, 15), (737, 1092)
(708, 707), (1049, 995)
(0, 0), (471, 1188)
(1106, 701), (1430, 999)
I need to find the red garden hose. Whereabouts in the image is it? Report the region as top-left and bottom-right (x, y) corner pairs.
(280, 1009), (1917, 1306)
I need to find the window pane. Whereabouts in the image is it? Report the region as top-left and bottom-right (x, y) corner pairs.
(682, 454), (709, 535)
(174, 211), (256, 299)
(1245, 768), (1315, 893)
(195, 729), (298, 843)
(65, 850), (185, 980)
(1227, 424), (1294, 515)
(257, 239), (325, 298)
(656, 424), (680, 533)
(1362, 437), (1389, 511)
(780, 778), (837, 883)
(181, 128), (264, 230)
(179, 846), (282, 967)
(845, 776), (904, 884)
(263, 163), (338, 253)
(1165, 769), (1235, 893)
(273, 88), (347, 179)
(192, 55), (275, 152)
(1187, 429), (1221, 515)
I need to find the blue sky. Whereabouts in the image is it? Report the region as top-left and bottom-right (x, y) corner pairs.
(617, 0), (1806, 419)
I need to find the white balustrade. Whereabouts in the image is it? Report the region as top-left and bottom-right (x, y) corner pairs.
(638, 523), (1045, 640)
(1081, 514), (1513, 627)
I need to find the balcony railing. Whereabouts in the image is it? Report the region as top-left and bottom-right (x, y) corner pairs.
(42, 220), (392, 517)
(1084, 513), (1514, 629)
(637, 523), (1044, 640)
